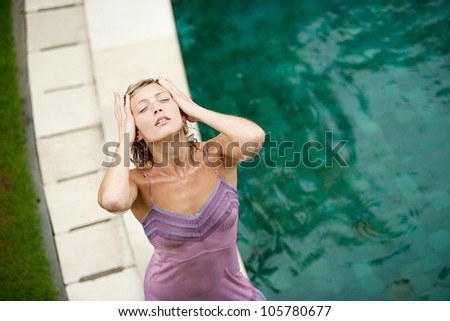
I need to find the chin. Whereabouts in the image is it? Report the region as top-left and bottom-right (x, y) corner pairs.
(151, 127), (186, 143)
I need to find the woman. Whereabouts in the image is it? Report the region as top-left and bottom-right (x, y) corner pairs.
(98, 77), (266, 300)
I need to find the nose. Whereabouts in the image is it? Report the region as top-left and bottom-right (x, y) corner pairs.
(153, 108), (162, 115)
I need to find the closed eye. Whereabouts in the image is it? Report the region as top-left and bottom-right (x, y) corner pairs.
(139, 106), (148, 113)
(160, 99), (170, 103)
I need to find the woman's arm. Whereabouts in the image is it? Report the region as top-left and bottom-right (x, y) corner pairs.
(158, 78), (265, 165)
(98, 93), (138, 213)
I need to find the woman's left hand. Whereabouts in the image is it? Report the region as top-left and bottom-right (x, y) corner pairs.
(157, 77), (200, 122)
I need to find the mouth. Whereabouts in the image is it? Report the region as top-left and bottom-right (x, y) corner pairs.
(155, 116), (170, 126)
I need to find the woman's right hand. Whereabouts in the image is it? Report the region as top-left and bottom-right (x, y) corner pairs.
(98, 92), (139, 215)
(113, 92), (136, 143)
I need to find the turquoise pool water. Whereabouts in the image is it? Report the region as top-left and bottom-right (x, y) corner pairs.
(171, 0), (450, 300)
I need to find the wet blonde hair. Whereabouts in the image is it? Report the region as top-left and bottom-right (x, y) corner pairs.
(125, 78), (197, 168)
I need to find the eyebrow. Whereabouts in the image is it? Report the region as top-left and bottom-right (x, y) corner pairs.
(134, 92), (169, 110)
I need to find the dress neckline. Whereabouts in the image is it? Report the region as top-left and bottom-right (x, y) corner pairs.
(140, 177), (237, 223)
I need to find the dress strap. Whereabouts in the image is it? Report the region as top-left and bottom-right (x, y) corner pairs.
(142, 171), (153, 201)
(203, 144), (219, 177)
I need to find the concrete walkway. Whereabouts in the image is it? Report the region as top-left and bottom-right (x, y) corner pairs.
(24, 0), (244, 300)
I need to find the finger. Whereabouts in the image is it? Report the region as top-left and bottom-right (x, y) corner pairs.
(165, 78), (184, 96)
(158, 78), (177, 96)
(113, 91), (119, 107)
(159, 76), (172, 86)
(156, 76), (165, 86)
(124, 94), (132, 116)
(113, 92), (122, 114)
(113, 92), (120, 120)
(160, 78), (178, 95)
(114, 91), (123, 107)
(157, 77), (170, 88)
(117, 93), (126, 119)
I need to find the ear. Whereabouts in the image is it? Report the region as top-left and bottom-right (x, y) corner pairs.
(136, 130), (143, 142)
(180, 109), (187, 121)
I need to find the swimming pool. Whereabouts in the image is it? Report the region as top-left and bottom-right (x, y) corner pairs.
(172, 0), (450, 300)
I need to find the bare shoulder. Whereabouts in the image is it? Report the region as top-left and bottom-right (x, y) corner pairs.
(201, 139), (238, 187)
(128, 167), (152, 221)
(129, 167), (142, 181)
(129, 168), (149, 192)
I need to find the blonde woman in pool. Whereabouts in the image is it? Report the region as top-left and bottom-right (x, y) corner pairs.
(98, 77), (266, 300)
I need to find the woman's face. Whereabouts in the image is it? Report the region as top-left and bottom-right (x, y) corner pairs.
(131, 83), (184, 143)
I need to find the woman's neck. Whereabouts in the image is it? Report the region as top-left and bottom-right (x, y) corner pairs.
(149, 132), (192, 173)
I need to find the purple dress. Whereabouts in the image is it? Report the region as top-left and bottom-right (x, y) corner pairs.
(140, 155), (266, 301)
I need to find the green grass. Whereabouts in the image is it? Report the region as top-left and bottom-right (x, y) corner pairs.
(0, 1), (56, 300)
